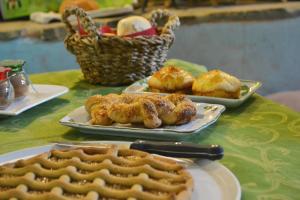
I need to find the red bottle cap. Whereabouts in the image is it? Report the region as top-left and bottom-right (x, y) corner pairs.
(0, 67), (11, 81)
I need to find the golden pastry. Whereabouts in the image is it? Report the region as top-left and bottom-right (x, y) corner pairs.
(163, 94), (197, 125)
(148, 66), (194, 94)
(0, 146), (194, 200)
(85, 93), (197, 128)
(192, 70), (241, 99)
(85, 94), (119, 125)
(108, 98), (162, 129)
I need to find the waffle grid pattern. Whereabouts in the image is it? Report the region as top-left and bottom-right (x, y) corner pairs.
(0, 146), (193, 200)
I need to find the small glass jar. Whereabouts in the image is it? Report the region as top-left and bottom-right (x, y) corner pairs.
(0, 60), (30, 99)
(0, 67), (14, 110)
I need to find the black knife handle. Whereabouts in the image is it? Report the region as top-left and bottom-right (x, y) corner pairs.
(130, 140), (224, 160)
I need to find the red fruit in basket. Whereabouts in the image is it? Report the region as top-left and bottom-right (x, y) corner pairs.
(100, 26), (115, 34)
(123, 26), (157, 38)
(77, 16), (88, 36)
(99, 25), (116, 36)
(79, 27), (88, 36)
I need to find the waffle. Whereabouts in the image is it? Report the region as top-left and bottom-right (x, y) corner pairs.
(0, 145), (194, 200)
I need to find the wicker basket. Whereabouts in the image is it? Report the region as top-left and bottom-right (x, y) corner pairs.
(62, 7), (180, 86)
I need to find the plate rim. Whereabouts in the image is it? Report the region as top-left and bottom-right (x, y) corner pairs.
(123, 77), (262, 107)
(0, 142), (241, 200)
(0, 84), (69, 116)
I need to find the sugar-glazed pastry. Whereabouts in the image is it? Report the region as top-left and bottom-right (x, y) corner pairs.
(148, 66), (194, 94)
(85, 93), (197, 128)
(192, 70), (241, 99)
(0, 146), (194, 200)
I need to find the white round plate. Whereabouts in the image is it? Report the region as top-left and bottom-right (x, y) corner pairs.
(0, 141), (241, 200)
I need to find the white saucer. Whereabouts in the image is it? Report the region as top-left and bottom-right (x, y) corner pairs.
(0, 84), (69, 116)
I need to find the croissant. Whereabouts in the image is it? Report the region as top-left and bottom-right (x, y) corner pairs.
(148, 66), (194, 94)
(192, 70), (241, 99)
(85, 93), (196, 128)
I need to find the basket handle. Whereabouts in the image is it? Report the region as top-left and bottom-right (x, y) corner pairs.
(62, 7), (98, 38)
(149, 9), (180, 36)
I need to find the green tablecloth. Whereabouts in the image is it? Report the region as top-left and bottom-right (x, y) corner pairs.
(0, 65), (300, 199)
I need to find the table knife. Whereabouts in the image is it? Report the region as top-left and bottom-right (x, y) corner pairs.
(53, 140), (224, 161)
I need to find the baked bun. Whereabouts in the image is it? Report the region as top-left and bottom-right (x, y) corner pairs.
(192, 70), (241, 99)
(117, 16), (152, 36)
(148, 66), (194, 93)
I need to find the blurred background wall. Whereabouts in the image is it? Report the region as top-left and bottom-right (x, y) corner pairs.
(1, 17), (300, 95)
(1, 0), (300, 96)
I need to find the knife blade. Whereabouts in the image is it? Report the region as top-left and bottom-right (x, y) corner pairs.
(130, 140), (224, 161)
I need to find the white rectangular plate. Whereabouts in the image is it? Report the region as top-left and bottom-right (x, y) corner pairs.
(123, 77), (262, 108)
(60, 103), (225, 140)
(0, 84), (69, 116)
(0, 142), (241, 200)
